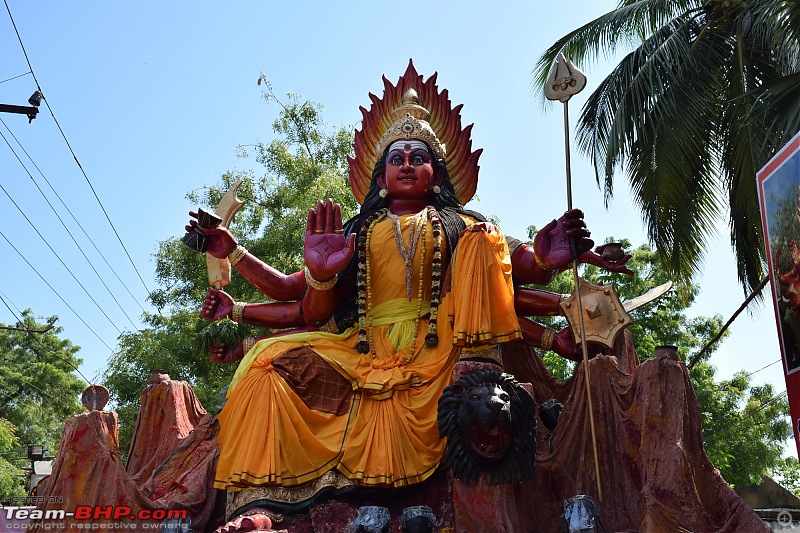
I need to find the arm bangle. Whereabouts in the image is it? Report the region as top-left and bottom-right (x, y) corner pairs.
(242, 336), (256, 354)
(534, 252), (553, 272)
(304, 267), (338, 291)
(540, 327), (556, 351)
(232, 301), (246, 324)
(228, 245), (248, 266)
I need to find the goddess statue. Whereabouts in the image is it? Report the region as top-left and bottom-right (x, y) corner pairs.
(187, 62), (631, 527)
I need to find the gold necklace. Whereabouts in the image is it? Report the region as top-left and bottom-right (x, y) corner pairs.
(387, 208), (426, 301)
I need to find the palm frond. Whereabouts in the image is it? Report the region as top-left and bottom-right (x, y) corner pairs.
(533, 0), (704, 98)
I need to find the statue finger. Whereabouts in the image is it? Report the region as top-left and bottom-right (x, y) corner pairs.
(306, 208), (316, 236)
(324, 198), (334, 233)
(333, 203), (344, 234)
(315, 199), (325, 233)
(564, 208), (584, 220)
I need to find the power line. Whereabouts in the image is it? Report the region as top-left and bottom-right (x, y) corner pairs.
(0, 171), (123, 334)
(743, 359), (782, 380)
(0, 291), (91, 385)
(0, 229), (114, 353)
(0, 376), (81, 413)
(0, 120), (140, 329)
(0, 70), (30, 84)
(0, 118), (147, 315)
(3, 0), (152, 297)
(0, 135), (126, 333)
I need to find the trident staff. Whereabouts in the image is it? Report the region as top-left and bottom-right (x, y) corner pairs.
(544, 53), (603, 503)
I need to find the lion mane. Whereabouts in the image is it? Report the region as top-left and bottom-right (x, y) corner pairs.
(437, 369), (536, 484)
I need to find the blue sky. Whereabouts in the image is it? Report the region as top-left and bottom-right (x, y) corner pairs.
(0, 1), (788, 446)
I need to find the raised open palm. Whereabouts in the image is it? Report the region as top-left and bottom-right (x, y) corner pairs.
(304, 199), (356, 282)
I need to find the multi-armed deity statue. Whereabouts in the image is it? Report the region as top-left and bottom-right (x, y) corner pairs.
(187, 61), (632, 531)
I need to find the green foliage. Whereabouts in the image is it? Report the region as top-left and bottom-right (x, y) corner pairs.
(522, 230), (789, 486)
(534, 0), (800, 295)
(105, 81), (357, 455)
(0, 311), (84, 498)
(772, 456), (800, 497)
(692, 367), (790, 487)
(0, 419), (25, 501)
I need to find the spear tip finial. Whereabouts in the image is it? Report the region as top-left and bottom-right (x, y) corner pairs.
(544, 53), (587, 103)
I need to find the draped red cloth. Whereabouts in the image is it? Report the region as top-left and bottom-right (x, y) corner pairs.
(451, 339), (769, 532)
(30, 380), (219, 532)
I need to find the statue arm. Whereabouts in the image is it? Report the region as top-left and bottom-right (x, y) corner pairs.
(511, 243), (559, 286)
(185, 212), (305, 301)
(518, 316), (580, 362)
(301, 199), (356, 327)
(200, 288), (306, 328)
(514, 287), (564, 316)
(233, 255), (306, 301)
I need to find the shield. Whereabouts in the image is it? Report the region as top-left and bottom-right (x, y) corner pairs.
(559, 278), (632, 349)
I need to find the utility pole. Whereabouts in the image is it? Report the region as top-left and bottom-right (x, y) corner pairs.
(0, 90), (41, 122)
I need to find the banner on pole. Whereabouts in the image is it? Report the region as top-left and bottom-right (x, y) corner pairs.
(757, 130), (800, 458)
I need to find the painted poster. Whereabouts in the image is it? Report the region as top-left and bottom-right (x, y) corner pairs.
(757, 130), (800, 457)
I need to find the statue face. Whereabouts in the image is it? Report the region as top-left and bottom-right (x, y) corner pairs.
(383, 141), (437, 199)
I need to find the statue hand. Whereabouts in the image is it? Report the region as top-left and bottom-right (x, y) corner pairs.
(579, 244), (634, 275)
(553, 327), (581, 361)
(304, 199), (356, 282)
(186, 211), (237, 259)
(200, 288), (234, 322)
(533, 209), (593, 271)
(209, 341), (244, 364)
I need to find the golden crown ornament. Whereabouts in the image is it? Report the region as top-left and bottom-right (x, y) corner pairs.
(375, 89), (446, 159)
(348, 60), (482, 205)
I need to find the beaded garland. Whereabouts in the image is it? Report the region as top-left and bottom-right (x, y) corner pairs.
(355, 206), (445, 358)
(356, 209), (388, 353)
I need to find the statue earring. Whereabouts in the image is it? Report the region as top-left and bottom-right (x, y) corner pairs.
(379, 188), (389, 199)
(432, 185), (441, 194)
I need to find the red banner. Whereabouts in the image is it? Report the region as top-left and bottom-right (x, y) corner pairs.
(757, 130), (800, 458)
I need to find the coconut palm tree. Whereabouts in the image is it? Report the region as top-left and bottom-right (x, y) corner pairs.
(535, 0), (800, 295)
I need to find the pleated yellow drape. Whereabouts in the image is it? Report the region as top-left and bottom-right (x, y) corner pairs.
(215, 214), (520, 491)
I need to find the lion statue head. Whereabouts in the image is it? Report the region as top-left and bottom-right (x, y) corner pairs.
(437, 369), (536, 484)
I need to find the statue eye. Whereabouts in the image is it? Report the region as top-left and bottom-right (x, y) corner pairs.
(412, 155), (424, 165)
(389, 155), (403, 165)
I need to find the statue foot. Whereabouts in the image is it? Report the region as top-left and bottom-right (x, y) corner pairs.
(214, 511), (276, 533)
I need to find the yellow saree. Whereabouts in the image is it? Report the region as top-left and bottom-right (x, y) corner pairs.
(215, 214), (520, 491)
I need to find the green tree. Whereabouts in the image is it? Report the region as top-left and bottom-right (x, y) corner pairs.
(0, 311), (84, 498)
(772, 456), (800, 497)
(522, 230), (790, 486)
(0, 419), (25, 501)
(104, 81), (357, 455)
(534, 0), (800, 295)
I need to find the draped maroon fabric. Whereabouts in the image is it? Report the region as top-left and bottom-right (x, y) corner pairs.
(31, 380), (219, 532)
(455, 339), (769, 532)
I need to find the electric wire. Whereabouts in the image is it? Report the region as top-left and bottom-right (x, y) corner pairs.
(0, 70), (30, 84)
(0, 118), (147, 314)
(0, 290), (92, 385)
(743, 358), (782, 379)
(0, 153), (124, 335)
(0, 229), (114, 352)
(0, 376), (80, 413)
(3, 0), (152, 297)
(0, 121), (140, 329)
